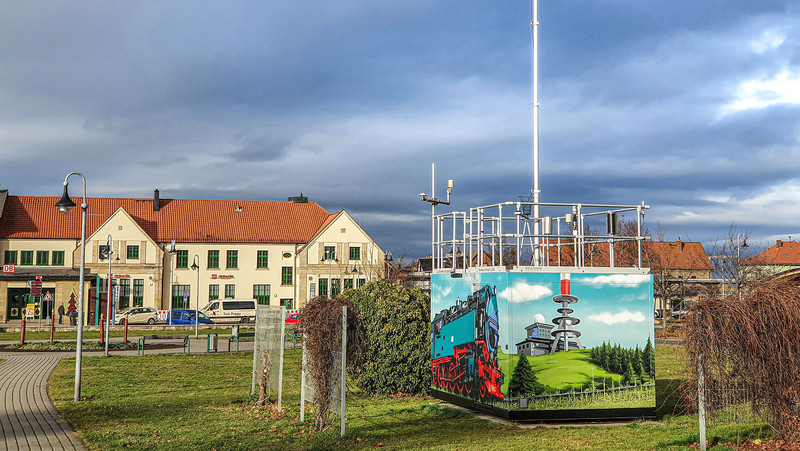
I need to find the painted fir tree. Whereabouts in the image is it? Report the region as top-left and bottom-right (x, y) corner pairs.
(634, 345), (645, 380)
(622, 360), (638, 386)
(642, 336), (655, 378)
(508, 353), (541, 397)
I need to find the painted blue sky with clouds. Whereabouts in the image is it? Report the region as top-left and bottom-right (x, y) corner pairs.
(2, 1), (799, 257)
(432, 270), (653, 351)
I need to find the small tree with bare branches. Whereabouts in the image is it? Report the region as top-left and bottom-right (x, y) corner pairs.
(683, 279), (800, 441)
(298, 296), (364, 432)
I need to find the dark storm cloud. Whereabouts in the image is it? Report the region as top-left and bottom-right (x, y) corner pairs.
(1, 1), (800, 257)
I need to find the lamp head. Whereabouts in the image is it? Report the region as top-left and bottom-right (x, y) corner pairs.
(419, 193), (427, 202)
(55, 183), (76, 214)
(190, 261), (199, 271)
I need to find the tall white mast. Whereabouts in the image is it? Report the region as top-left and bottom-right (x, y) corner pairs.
(531, 0), (542, 264)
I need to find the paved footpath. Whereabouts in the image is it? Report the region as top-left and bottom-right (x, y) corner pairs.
(0, 337), (260, 450)
(0, 352), (86, 451)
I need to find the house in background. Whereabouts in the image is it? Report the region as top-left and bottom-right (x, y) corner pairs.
(744, 240), (800, 285)
(0, 189), (384, 324)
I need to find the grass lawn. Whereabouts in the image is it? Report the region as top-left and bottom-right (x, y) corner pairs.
(49, 345), (772, 450)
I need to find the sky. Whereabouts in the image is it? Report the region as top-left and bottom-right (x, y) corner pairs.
(2, 1), (799, 259)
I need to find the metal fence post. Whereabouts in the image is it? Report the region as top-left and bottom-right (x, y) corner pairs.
(698, 352), (706, 451)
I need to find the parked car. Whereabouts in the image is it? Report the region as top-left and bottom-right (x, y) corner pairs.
(201, 299), (256, 323)
(167, 309), (215, 325)
(117, 307), (158, 325)
(671, 309), (689, 319)
(286, 313), (299, 324)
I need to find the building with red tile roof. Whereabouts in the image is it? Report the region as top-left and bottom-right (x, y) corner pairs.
(0, 189), (384, 324)
(748, 240), (800, 269)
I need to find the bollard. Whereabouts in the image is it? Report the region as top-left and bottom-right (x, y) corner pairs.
(99, 315), (105, 345)
(50, 312), (55, 344)
(124, 317), (128, 342)
(20, 318), (26, 345)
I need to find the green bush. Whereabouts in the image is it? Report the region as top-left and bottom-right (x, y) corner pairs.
(339, 278), (431, 395)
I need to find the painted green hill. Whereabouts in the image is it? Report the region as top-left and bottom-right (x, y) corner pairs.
(498, 349), (625, 394)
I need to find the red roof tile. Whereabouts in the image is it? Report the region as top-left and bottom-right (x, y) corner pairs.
(0, 196), (331, 244)
(749, 240), (800, 265)
(544, 239), (712, 271)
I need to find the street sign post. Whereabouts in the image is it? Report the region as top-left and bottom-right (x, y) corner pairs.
(30, 279), (42, 298)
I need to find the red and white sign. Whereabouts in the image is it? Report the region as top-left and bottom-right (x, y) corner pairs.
(211, 274), (234, 280)
(30, 279), (42, 297)
(43, 291), (53, 302)
(2, 264), (14, 273)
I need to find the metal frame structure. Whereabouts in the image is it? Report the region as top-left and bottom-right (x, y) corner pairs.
(430, 200), (649, 271)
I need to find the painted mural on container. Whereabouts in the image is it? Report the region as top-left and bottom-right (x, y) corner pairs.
(430, 269), (655, 414)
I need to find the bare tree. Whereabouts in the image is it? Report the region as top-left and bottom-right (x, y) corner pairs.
(707, 223), (766, 299)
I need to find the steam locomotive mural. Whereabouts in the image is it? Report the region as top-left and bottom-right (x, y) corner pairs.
(430, 285), (505, 401)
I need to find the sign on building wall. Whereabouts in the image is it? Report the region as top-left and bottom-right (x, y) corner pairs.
(430, 269), (655, 421)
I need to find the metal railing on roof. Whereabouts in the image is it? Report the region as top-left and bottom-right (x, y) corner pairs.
(432, 200), (650, 271)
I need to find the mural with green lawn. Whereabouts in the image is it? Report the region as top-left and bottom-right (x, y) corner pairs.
(431, 268), (655, 413)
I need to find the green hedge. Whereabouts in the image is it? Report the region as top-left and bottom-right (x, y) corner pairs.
(340, 279), (431, 395)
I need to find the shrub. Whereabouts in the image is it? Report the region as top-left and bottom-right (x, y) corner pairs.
(339, 279), (431, 395)
(298, 296), (364, 431)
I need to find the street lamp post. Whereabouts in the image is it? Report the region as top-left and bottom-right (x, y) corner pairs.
(54, 172), (87, 402)
(736, 233), (748, 301)
(190, 255), (200, 338)
(104, 234), (114, 357)
(352, 265), (359, 289)
(166, 240), (176, 311)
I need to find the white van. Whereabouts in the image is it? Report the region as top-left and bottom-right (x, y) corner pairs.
(202, 299), (257, 323)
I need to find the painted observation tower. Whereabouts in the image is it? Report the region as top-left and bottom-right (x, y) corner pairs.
(549, 273), (584, 354)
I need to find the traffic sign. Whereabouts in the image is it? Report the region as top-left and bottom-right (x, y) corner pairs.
(2, 264), (14, 273)
(44, 291), (53, 302)
(30, 280), (42, 297)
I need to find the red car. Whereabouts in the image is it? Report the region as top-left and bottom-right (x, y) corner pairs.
(285, 313), (299, 324)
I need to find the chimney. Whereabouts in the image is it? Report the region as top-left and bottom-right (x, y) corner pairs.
(676, 238), (683, 251)
(288, 193), (308, 203)
(777, 240), (783, 248)
(153, 188), (160, 211)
